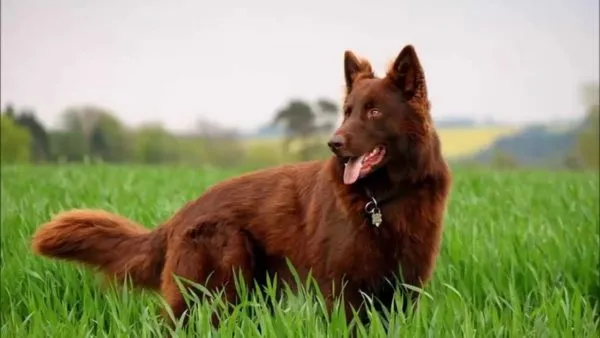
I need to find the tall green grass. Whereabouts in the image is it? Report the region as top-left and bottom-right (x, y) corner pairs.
(1, 165), (598, 337)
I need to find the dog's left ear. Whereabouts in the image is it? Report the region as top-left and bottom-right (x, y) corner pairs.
(386, 45), (427, 102)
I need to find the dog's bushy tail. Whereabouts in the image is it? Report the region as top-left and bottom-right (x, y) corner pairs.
(31, 209), (167, 290)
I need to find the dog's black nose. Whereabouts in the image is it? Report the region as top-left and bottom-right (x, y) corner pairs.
(327, 134), (345, 150)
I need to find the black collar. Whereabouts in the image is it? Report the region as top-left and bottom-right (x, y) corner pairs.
(364, 187), (403, 207)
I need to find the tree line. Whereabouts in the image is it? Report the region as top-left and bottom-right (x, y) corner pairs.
(2, 81), (598, 171)
(1, 97), (341, 169)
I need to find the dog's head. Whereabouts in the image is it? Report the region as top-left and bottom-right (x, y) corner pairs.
(328, 45), (433, 185)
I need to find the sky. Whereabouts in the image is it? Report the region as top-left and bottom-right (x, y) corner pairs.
(1, 0), (598, 133)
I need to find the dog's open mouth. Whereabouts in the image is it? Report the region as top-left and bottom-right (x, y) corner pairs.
(343, 145), (386, 185)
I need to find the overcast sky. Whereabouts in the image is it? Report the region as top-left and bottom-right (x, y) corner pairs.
(1, 0), (598, 132)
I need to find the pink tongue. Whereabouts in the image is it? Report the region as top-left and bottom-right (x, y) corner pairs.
(343, 155), (365, 185)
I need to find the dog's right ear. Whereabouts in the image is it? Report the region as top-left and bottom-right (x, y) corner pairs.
(344, 51), (373, 94)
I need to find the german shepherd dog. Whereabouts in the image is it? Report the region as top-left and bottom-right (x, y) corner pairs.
(32, 44), (452, 326)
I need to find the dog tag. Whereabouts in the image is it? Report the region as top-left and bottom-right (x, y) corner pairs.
(365, 199), (383, 228)
(370, 208), (383, 227)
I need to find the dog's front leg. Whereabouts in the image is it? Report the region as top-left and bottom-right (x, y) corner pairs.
(396, 232), (442, 313)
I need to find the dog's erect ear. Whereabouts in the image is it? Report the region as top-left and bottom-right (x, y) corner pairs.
(344, 50), (373, 93)
(386, 45), (427, 102)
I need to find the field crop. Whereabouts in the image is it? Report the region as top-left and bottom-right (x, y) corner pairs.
(1, 164), (598, 337)
(243, 126), (519, 161)
(436, 127), (519, 158)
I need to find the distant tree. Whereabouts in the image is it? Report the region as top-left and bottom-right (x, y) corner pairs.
(7, 107), (51, 162)
(1, 114), (32, 164)
(58, 105), (131, 162)
(273, 99), (316, 154)
(581, 82), (599, 110)
(90, 124), (109, 161)
(272, 97), (339, 161)
(133, 123), (180, 164)
(196, 118), (246, 167)
(92, 113), (131, 162)
(573, 83), (599, 170)
(3, 103), (16, 119)
(48, 130), (88, 163)
(61, 107), (99, 139)
(315, 98), (339, 133)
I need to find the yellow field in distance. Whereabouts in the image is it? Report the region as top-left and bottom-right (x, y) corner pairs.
(243, 126), (520, 160)
(437, 126), (519, 158)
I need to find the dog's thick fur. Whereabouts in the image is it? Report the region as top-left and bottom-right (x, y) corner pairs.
(32, 45), (451, 325)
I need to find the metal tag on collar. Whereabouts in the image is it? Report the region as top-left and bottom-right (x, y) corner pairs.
(364, 197), (383, 228)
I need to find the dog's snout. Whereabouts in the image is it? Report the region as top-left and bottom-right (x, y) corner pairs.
(327, 134), (345, 150)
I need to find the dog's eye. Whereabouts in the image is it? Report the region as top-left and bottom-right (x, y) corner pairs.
(367, 109), (382, 119)
(344, 107), (352, 118)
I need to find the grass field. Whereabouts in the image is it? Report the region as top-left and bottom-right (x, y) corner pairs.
(1, 164), (598, 337)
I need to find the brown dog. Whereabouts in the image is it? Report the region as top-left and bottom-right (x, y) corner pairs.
(31, 44), (452, 325)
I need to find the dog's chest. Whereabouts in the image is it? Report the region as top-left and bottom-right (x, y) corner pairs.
(325, 220), (403, 282)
